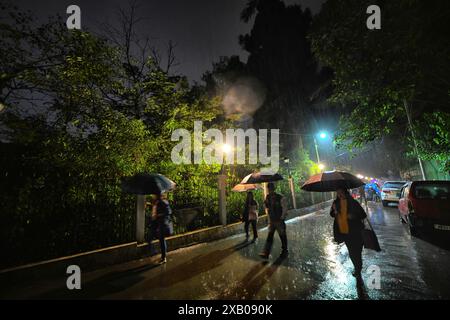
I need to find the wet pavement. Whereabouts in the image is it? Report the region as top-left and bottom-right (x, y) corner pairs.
(4, 202), (450, 299)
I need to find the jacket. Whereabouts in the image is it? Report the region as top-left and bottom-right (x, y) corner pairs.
(265, 193), (287, 222)
(330, 195), (366, 243)
(150, 199), (173, 237)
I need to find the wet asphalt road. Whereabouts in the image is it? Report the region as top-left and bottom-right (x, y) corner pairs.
(5, 202), (450, 300)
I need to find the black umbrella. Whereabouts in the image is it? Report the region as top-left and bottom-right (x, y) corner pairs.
(240, 172), (283, 184)
(121, 173), (176, 195)
(301, 170), (364, 192)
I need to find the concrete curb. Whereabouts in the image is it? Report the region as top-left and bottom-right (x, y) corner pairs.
(0, 200), (333, 285)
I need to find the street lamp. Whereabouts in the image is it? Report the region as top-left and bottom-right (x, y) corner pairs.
(278, 130), (331, 165)
(283, 157), (290, 174)
(318, 163), (325, 171)
(220, 143), (232, 174)
(313, 137), (321, 164)
(314, 131), (328, 164)
(222, 143), (232, 155)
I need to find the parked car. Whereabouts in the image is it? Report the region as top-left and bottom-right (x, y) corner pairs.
(351, 188), (360, 200)
(381, 181), (407, 206)
(398, 181), (450, 236)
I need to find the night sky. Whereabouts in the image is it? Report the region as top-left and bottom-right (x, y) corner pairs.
(14, 0), (324, 82)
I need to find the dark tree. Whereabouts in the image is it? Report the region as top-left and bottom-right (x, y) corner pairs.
(238, 0), (334, 154)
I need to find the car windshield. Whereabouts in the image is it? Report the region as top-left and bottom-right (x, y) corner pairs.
(414, 183), (450, 200)
(383, 182), (405, 189)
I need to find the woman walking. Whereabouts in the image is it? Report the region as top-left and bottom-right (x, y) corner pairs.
(330, 188), (367, 278)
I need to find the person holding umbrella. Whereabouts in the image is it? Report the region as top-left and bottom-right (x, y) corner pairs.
(239, 172), (285, 257)
(330, 188), (367, 278)
(148, 192), (173, 264)
(259, 182), (288, 259)
(233, 183), (261, 242)
(121, 173), (175, 264)
(301, 170), (374, 278)
(242, 191), (259, 242)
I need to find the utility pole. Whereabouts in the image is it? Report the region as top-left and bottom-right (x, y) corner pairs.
(298, 135), (304, 150)
(284, 158), (297, 209)
(404, 100), (426, 180)
(314, 137), (320, 163)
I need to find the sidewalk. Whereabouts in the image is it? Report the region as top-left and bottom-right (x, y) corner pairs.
(0, 200), (333, 298)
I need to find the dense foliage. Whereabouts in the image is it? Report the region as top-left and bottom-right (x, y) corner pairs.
(0, 2), (236, 267)
(310, 0), (450, 172)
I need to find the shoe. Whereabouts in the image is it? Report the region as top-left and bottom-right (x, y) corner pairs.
(251, 237), (258, 243)
(280, 250), (289, 257)
(159, 257), (167, 264)
(258, 252), (269, 259)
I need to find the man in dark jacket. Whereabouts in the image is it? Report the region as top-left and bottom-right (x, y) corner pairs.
(259, 182), (288, 259)
(148, 192), (173, 264)
(330, 188), (367, 278)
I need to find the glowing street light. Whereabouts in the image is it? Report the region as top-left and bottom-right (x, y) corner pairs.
(357, 174), (364, 179)
(222, 143), (232, 154)
(313, 131), (329, 164)
(318, 163), (325, 171)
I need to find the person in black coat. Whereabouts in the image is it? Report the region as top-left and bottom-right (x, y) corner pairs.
(330, 188), (367, 278)
(242, 191), (259, 241)
(148, 192), (173, 264)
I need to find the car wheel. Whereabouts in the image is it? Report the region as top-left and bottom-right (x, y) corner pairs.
(408, 214), (419, 237)
(382, 200), (388, 207)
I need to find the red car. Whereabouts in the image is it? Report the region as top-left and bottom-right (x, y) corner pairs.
(398, 181), (450, 236)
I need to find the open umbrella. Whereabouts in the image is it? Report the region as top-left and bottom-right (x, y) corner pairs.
(121, 173), (176, 195)
(240, 172), (284, 184)
(301, 170), (364, 192)
(231, 183), (261, 192)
